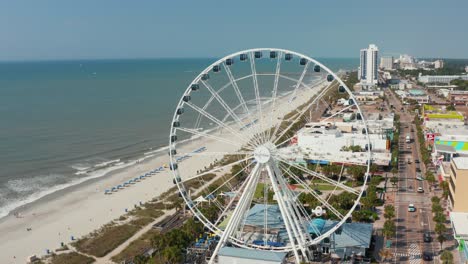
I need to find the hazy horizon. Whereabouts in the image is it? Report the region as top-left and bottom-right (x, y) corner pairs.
(1, 0), (467, 61)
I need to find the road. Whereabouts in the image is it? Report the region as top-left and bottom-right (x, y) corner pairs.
(385, 89), (437, 264)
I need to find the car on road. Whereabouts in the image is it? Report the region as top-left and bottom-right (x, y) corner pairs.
(418, 187), (424, 193)
(416, 168), (421, 173)
(415, 159), (420, 163)
(408, 204), (416, 212)
(407, 145), (411, 149)
(416, 174), (424, 181)
(423, 232), (432, 242)
(423, 252), (433, 261)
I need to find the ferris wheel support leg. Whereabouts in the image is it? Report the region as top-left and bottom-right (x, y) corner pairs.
(272, 163), (312, 261)
(208, 163), (261, 264)
(265, 164), (302, 264)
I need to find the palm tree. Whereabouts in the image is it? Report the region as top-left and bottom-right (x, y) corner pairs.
(383, 220), (396, 239)
(379, 248), (393, 263)
(437, 234), (446, 249)
(440, 250), (454, 264)
(384, 205), (395, 220)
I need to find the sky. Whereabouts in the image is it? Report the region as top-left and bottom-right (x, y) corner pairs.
(0, 0), (467, 61)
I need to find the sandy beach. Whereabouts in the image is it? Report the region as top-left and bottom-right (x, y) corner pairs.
(0, 79), (327, 264)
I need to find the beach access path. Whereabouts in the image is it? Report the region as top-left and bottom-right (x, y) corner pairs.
(0, 79), (328, 264)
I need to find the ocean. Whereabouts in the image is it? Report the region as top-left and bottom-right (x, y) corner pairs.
(0, 57), (358, 219)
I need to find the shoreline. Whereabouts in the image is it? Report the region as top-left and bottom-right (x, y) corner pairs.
(0, 78), (327, 263)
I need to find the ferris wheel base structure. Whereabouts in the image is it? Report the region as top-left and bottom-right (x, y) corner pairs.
(167, 48), (372, 264)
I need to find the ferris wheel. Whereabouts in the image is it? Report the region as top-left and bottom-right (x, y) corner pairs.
(168, 48), (371, 263)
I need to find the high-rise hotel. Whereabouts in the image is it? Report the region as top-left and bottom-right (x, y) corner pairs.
(358, 44), (379, 87)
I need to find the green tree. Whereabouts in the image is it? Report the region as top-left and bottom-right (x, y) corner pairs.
(425, 171), (436, 190)
(390, 176), (398, 186)
(431, 196), (441, 204)
(440, 250), (454, 264)
(383, 220), (396, 239)
(446, 104), (456, 111)
(440, 181), (450, 200)
(437, 234), (447, 249)
(379, 248), (393, 263)
(384, 205), (395, 220)
(347, 165), (366, 185)
(435, 222), (447, 236)
(433, 212), (446, 224)
(361, 184), (378, 210)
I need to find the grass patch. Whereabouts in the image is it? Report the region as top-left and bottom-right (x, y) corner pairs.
(73, 223), (140, 257)
(111, 229), (160, 263)
(310, 184), (338, 191)
(50, 252), (95, 264)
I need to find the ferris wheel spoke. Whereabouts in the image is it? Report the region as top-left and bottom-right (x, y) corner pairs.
(276, 157), (359, 195)
(320, 104), (356, 123)
(183, 155), (253, 182)
(184, 102), (256, 149)
(223, 65), (266, 146)
(266, 51), (283, 142)
(200, 80), (253, 134)
(248, 52), (267, 144)
(174, 151), (251, 158)
(279, 163), (345, 220)
(288, 61), (310, 103)
(175, 127), (249, 150)
(209, 163), (262, 264)
(271, 80), (338, 145)
(194, 83), (230, 129)
(268, 78), (327, 144)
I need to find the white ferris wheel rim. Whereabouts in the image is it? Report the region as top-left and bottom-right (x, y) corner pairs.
(168, 48), (372, 252)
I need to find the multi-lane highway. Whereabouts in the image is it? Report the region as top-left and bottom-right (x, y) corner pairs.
(385, 89), (437, 263)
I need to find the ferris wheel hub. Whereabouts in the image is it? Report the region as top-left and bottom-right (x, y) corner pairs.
(254, 143), (276, 164)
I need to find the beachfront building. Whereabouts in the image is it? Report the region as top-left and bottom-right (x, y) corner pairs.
(290, 125), (391, 166)
(418, 74), (468, 84)
(218, 247), (287, 264)
(449, 90), (468, 105)
(380, 56), (394, 70)
(358, 44), (379, 88)
(434, 59), (444, 69)
(353, 91), (383, 102)
(449, 212), (468, 263)
(447, 157), (468, 212)
(308, 219), (373, 261)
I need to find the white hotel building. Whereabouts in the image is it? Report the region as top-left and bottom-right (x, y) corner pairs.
(358, 44), (379, 87)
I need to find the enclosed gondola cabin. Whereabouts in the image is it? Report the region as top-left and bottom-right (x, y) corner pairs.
(172, 121), (180, 128)
(183, 95), (191, 102)
(170, 135), (177, 142)
(339, 86), (346, 93)
(226, 58), (234, 66)
(314, 65), (320, 72)
(240, 54), (248, 61)
(327, 74), (334, 82)
(169, 149), (177, 155)
(285, 53), (293, 61)
(348, 99), (355, 105)
(254, 51), (262, 59)
(176, 108), (184, 115)
(191, 84), (199, 91)
(269, 51), (277, 59)
(356, 113), (362, 120)
(201, 74), (209, 81)
(170, 163), (178, 170)
(300, 58), (307, 66)
(212, 65), (221, 73)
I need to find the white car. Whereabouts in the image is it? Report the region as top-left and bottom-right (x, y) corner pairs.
(408, 204), (416, 212)
(417, 187), (424, 193)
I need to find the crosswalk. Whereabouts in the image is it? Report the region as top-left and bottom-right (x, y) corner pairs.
(394, 243), (422, 264)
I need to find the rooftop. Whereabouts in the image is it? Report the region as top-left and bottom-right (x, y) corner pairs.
(218, 247), (287, 262)
(453, 157), (468, 170)
(308, 219), (373, 249)
(450, 212), (468, 240)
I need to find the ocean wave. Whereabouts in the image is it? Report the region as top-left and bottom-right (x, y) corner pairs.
(0, 161), (137, 220)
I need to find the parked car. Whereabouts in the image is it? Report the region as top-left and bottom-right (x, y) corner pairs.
(423, 232), (432, 242)
(408, 204), (416, 212)
(416, 174), (424, 181)
(418, 187), (424, 193)
(415, 159), (420, 164)
(423, 252), (433, 261)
